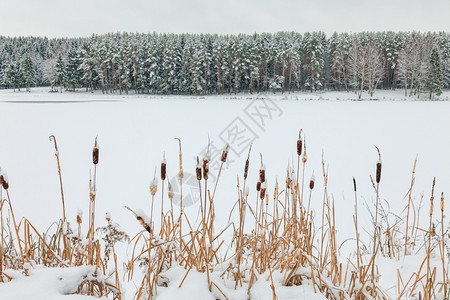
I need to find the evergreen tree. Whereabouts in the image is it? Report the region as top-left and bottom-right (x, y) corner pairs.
(22, 55), (35, 92)
(302, 32), (326, 92)
(55, 54), (66, 92)
(428, 47), (443, 99)
(65, 48), (83, 91)
(5, 60), (23, 91)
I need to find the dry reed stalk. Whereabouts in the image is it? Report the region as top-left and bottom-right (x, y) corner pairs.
(24, 219), (69, 267)
(49, 135), (72, 261)
(352, 177), (362, 273)
(319, 153), (329, 272)
(439, 192), (448, 298)
(404, 158), (417, 255)
(49, 136), (67, 222)
(4, 188), (25, 267)
(174, 138), (184, 249)
(425, 177), (436, 300)
(0, 197), (3, 282)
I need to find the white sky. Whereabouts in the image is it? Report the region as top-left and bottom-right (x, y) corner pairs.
(0, 0), (449, 38)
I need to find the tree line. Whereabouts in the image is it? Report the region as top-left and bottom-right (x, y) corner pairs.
(0, 31), (449, 98)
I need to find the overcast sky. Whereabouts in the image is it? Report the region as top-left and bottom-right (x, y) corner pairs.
(0, 0), (449, 38)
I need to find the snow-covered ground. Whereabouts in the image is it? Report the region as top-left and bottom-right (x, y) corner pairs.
(0, 87), (449, 299)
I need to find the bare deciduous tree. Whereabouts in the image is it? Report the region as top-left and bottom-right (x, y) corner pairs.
(347, 38), (384, 99)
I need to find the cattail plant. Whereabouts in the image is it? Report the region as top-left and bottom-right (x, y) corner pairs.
(1, 168), (25, 267)
(296, 130), (303, 214)
(87, 136), (100, 267)
(244, 153), (250, 180)
(371, 146), (382, 297)
(160, 153), (167, 230)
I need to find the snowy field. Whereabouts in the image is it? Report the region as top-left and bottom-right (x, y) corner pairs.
(0, 88), (450, 299)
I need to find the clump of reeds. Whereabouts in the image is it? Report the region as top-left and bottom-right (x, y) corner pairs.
(2, 132), (450, 300)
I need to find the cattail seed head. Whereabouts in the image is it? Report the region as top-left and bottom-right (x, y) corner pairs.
(76, 209), (83, 224)
(150, 178), (158, 196)
(260, 182), (267, 201)
(203, 162), (209, 181)
(286, 169), (292, 189)
(309, 174), (316, 190)
(297, 138), (303, 156)
(137, 216), (151, 233)
(259, 164), (266, 183)
(244, 159), (249, 180)
(353, 177), (357, 192)
(302, 152), (308, 164)
(92, 137), (99, 165)
(290, 171), (296, 187)
(203, 152), (210, 180)
(221, 144), (229, 163)
(0, 169), (9, 190)
(0, 173), (9, 190)
(168, 182), (174, 200)
(376, 159), (382, 183)
(430, 196), (434, 216)
(196, 157), (202, 180)
(274, 180), (279, 200)
(161, 155), (167, 181)
(256, 181), (261, 192)
(441, 192), (444, 212)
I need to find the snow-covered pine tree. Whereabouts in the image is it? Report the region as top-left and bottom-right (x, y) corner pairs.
(22, 55), (35, 92)
(79, 41), (96, 93)
(161, 36), (180, 94)
(428, 46), (443, 99)
(147, 36), (162, 93)
(55, 53), (66, 92)
(65, 47), (82, 91)
(190, 37), (206, 95)
(302, 32), (326, 92)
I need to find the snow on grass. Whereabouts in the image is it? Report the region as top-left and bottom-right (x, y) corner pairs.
(0, 87), (449, 299)
(1, 266), (106, 300)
